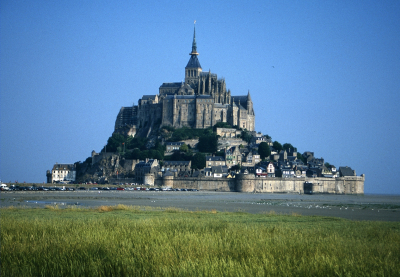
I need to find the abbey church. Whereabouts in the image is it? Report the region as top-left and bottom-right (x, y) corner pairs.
(115, 25), (255, 137)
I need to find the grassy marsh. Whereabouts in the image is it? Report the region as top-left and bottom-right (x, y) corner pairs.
(1, 205), (400, 276)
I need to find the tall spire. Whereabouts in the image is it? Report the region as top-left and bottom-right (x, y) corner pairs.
(190, 21), (199, 56)
(185, 21), (202, 83)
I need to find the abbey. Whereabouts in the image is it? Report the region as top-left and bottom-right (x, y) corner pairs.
(115, 25), (255, 136)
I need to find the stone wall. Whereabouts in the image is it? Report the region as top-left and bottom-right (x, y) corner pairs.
(158, 176), (236, 191)
(155, 174), (365, 194)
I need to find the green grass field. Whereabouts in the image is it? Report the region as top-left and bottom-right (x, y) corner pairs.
(2, 205), (400, 276)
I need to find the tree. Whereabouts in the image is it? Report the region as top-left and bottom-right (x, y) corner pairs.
(179, 143), (189, 153)
(258, 142), (271, 160)
(105, 133), (126, 152)
(229, 164), (241, 172)
(241, 130), (252, 144)
(297, 153), (306, 164)
(170, 151), (186, 161)
(283, 143), (296, 152)
(273, 141), (283, 152)
(213, 122), (232, 131)
(197, 134), (218, 153)
(127, 136), (147, 151)
(191, 153), (206, 170)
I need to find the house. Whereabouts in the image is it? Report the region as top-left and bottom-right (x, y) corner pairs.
(206, 155), (226, 168)
(135, 159), (159, 183)
(266, 162), (275, 177)
(48, 163), (76, 183)
(321, 165), (338, 178)
(216, 128), (241, 138)
(294, 165), (307, 178)
(279, 150), (288, 162)
(255, 166), (267, 177)
(306, 168), (319, 178)
(249, 132), (272, 146)
(165, 142), (184, 154)
(308, 157), (324, 167)
(162, 161), (191, 172)
(210, 166), (229, 178)
(225, 146), (241, 168)
(339, 166), (356, 177)
(242, 151), (261, 167)
(276, 162), (294, 178)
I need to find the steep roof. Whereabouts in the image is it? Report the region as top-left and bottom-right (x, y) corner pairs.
(232, 96), (248, 109)
(186, 55), (202, 69)
(160, 82), (181, 88)
(339, 166), (355, 177)
(52, 164), (75, 171)
(141, 95), (157, 100)
(206, 156), (225, 161)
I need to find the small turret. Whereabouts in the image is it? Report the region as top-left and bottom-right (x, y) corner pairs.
(247, 90), (253, 114)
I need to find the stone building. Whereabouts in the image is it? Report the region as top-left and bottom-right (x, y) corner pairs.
(135, 159), (159, 184)
(205, 155), (226, 168)
(47, 163), (76, 183)
(115, 25), (255, 137)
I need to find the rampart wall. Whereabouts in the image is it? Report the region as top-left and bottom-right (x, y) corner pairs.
(156, 174), (365, 194)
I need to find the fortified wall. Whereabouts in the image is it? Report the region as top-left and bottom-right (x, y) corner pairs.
(155, 174), (365, 194)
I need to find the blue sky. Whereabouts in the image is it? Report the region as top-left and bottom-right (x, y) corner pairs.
(1, 0), (399, 194)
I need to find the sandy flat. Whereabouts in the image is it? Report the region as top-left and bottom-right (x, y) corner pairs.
(1, 191), (399, 221)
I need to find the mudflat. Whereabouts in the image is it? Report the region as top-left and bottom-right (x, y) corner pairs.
(2, 191), (399, 221)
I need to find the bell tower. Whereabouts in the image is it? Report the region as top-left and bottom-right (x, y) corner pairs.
(185, 22), (202, 85)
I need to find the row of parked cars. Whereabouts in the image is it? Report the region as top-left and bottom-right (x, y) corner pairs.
(1, 185), (76, 191)
(79, 187), (198, 192)
(1, 184), (199, 192)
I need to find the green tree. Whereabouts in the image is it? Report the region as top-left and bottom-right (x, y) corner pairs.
(297, 153), (306, 164)
(258, 142), (271, 160)
(229, 164), (241, 172)
(105, 133), (126, 152)
(241, 130), (252, 144)
(191, 153), (206, 170)
(127, 136), (147, 151)
(213, 122), (232, 131)
(129, 148), (142, 159)
(170, 151), (186, 161)
(197, 134), (218, 153)
(180, 143), (189, 153)
(283, 143), (296, 152)
(273, 141), (283, 152)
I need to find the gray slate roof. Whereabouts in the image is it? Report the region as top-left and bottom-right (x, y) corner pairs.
(186, 55), (202, 68)
(339, 166), (355, 176)
(52, 164), (75, 171)
(206, 156), (225, 161)
(160, 82), (181, 88)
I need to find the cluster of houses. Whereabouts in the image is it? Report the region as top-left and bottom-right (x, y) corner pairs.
(46, 128), (357, 184)
(134, 128), (357, 181)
